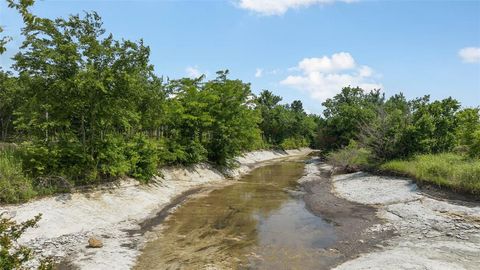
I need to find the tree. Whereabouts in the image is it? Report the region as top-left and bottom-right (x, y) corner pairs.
(455, 108), (480, 157)
(257, 90), (282, 144)
(359, 93), (411, 160)
(401, 96), (460, 155)
(0, 26), (11, 54)
(0, 72), (22, 141)
(13, 11), (159, 182)
(205, 71), (262, 165)
(320, 86), (383, 150)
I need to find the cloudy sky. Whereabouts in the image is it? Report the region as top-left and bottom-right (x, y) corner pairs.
(1, 0), (479, 114)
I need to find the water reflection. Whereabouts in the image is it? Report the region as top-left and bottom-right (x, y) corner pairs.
(135, 160), (336, 270)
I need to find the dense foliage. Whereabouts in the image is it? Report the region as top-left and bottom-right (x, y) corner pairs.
(0, 4), (318, 203)
(319, 87), (479, 160)
(321, 87), (479, 193)
(0, 0), (478, 202)
(257, 90), (319, 149)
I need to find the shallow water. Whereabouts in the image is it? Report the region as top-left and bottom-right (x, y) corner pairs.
(135, 159), (336, 269)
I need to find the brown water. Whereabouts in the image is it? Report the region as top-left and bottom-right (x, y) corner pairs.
(135, 159), (337, 270)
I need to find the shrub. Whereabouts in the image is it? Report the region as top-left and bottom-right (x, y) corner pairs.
(125, 135), (159, 182)
(280, 137), (309, 150)
(468, 129), (480, 158)
(327, 140), (374, 172)
(0, 213), (53, 269)
(0, 148), (36, 203)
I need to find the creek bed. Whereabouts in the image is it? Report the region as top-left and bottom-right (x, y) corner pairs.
(134, 159), (338, 269)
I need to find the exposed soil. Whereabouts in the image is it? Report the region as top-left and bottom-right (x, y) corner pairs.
(299, 162), (396, 269)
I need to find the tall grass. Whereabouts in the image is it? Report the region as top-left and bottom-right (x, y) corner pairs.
(381, 153), (480, 194)
(327, 141), (375, 172)
(0, 147), (36, 203)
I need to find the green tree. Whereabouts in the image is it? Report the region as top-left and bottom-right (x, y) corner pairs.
(321, 86), (383, 150)
(257, 90), (283, 144)
(401, 96), (460, 155)
(205, 71), (262, 165)
(0, 72), (22, 141)
(13, 11), (159, 182)
(455, 108), (480, 157)
(359, 93), (411, 160)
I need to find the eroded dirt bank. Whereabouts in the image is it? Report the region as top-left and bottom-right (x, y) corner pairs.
(331, 172), (480, 270)
(0, 149), (310, 270)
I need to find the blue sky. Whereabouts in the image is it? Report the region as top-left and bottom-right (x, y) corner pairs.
(1, 0), (479, 114)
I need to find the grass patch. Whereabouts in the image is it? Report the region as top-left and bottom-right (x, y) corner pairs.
(381, 153), (480, 195)
(327, 141), (375, 172)
(0, 147), (36, 203)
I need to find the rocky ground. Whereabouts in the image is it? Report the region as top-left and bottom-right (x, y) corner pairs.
(0, 149), (311, 270)
(299, 161), (395, 269)
(331, 171), (480, 270)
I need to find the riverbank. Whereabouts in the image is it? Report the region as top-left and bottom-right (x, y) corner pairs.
(327, 148), (480, 197)
(0, 148), (311, 269)
(330, 171), (480, 270)
(298, 161), (395, 269)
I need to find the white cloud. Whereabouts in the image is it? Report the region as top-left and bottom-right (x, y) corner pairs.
(459, 47), (480, 63)
(298, 52), (355, 73)
(255, 68), (264, 78)
(185, 66), (202, 78)
(237, 0), (355, 16)
(281, 52), (382, 101)
(358, 65), (373, 77)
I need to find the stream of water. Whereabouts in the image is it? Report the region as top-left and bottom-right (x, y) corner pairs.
(135, 159), (336, 269)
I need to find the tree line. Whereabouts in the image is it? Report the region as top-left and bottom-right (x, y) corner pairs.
(0, 6), (318, 200)
(320, 86), (479, 166)
(1, 0), (478, 203)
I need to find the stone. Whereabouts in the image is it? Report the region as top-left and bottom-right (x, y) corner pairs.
(88, 237), (103, 248)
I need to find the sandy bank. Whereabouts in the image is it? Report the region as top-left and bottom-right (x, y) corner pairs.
(0, 148), (310, 270)
(331, 172), (480, 270)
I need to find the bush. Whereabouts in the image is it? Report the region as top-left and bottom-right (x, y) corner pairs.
(381, 153), (480, 194)
(280, 137), (309, 150)
(21, 139), (90, 188)
(0, 147), (36, 203)
(125, 135), (159, 182)
(0, 213), (53, 270)
(20, 134), (163, 188)
(468, 129), (480, 158)
(327, 140), (374, 172)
